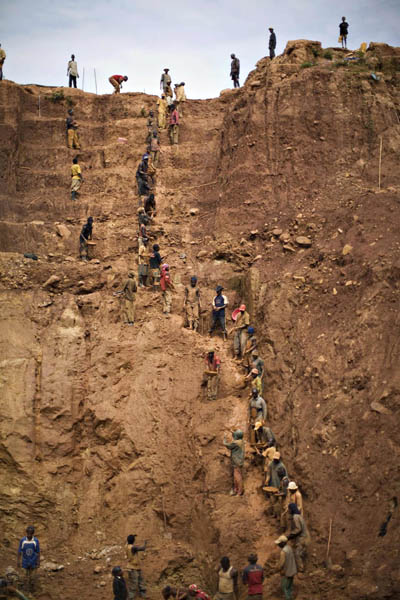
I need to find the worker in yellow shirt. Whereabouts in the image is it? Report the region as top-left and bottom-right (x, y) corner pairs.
(70, 157), (82, 200)
(0, 44), (6, 81)
(156, 94), (167, 129)
(175, 82), (187, 117)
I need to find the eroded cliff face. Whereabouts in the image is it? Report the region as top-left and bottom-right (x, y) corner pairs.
(1, 40), (400, 600)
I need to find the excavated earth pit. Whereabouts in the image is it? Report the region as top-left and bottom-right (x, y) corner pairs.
(0, 40), (400, 599)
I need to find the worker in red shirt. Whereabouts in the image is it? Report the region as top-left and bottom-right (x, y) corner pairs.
(109, 74), (128, 94)
(242, 554), (264, 600)
(169, 104), (180, 145)
(160, 264), (175, 316)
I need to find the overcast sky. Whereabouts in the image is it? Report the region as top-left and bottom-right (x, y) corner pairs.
(1, 0), (399, 98)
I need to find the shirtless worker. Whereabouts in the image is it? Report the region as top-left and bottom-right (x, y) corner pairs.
(183, 275), (201, 331)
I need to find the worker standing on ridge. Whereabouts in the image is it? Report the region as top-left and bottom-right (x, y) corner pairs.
(120, 272), (137, 326)
(157, 93), (168, 129)
(79, 216), (93, 261)
(169, 104), (180, 145)
(125, 535), (147, 600)
(287, 504), (310, 572)
(209, 285), (228, 340)
(183, 275), (201, 331)
(242, 553), (264, 600)
(268, 27), (276, 59)
(339, 17), (349, 49)
(275, 535), (297, 600)
(230, 54), (240, 88)
(70, 156), (83, 200)
(0, 44), (6, 81)
(202, 348), (221, 400)
(67, 54), (79, 88)
(66, 109), (81, 149)
(223, 429), (245, 496)
(215, 556), (238, 600)
(149, 243), (162, 291)
(160, 68), (172, 93)
(160, 264), (175, 316)
(17, 526), (40, 593)
(112, 566), (128, 600)
(175, 82), (187, 116)
(232, 304), (250, 360)
(109, 74), (128, 94)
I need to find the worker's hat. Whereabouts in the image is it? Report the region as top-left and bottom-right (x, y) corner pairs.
(137, 207), (145, 213)
(215, 285), (224, 292)
(288, 481), (298, 490)
(164, 68), (170, 72)
(273, 451), (281, 460)
(248, 326), (255, 334)
(189, 585), (198, 592)
(251, 368), (259, 375)
(208, 347), (215, 353)
(251, 350), (259, 356)
(239, 304), (246, 311)
(254, 421), (263, 430)
(274, 535), (288, 545)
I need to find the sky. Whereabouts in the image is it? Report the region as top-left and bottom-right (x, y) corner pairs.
(1, 0), (399, 99)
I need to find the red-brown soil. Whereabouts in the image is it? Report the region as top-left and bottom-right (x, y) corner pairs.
(0, 41), (400, 600)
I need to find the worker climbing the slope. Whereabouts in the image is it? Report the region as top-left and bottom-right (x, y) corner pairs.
(242, 326), (257, 371)
(202, 348), (221, 400)
(231, 304), (250, 361)
(144, 193), (156, 218)
(254, 421), (275, 446)
(17, 526), (40, 593)
(138, 237), (149, 288)
(339, 17), (349, 49)
(160, 264), (175, 316)
(66, 109), (80, 149)
(274, 536), (297, 600)
(242, 553), (264, 599)
(160, 68), (172, 94)
(250, 350), (264, 379)
(223, 429), (245, 496)
(79, 216), (93, 261)
(125, 535), (147, 599)
(175, 82), (187, 116)
(149, 243), (162, 291)
(183, 275), (201, 331)
(215, 556), (238, 600)
(268, 27), (276, 59)
(281, 481), (303, 530)
(136, 154), (150, 199)
(119, 272), (137, 326)
(230, 54), (240, 88)
(266, 452), (288, 519)
(286, 504), (310, 572)
(150, 131), (160, 167)
(112, 566), (128, 600)
(70, 156), (83, 200)
(249, 388), (267, 444)
(246, 368), (263, 395)
(209, 285), (228, 340)
(0, 44), (6, 81)
(67, 54), (79, 88)
(169, 104), (180, 145)
(109, 74), (128, 94)
(157, 94), (168, 129)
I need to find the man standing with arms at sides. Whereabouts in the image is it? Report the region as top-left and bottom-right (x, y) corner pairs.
(169, 104), (180, 145)
(215, 556), (238, 600)
(17, 526), (40, 593)
(209, 285), (228, 340)
(70, 156), (83, 200)
(268, 27), (276, 59)
(0, 44), (6, 81)
(120, 272), (137, 326)
(183, 275), (201, 331)
(160, 68), (172, 94)
(223, 429), (245, 496)
(242, 553), (263, 600)
(79, 216), (93, 261)
(67, 54), (79, 88)
(339, 17), (349, 49)
(230, 54), (240, 88)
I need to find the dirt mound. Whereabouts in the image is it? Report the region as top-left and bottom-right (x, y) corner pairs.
(0, 41), (400, 600)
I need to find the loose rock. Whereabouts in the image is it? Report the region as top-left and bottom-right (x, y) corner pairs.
(295, 236), (312, 247)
